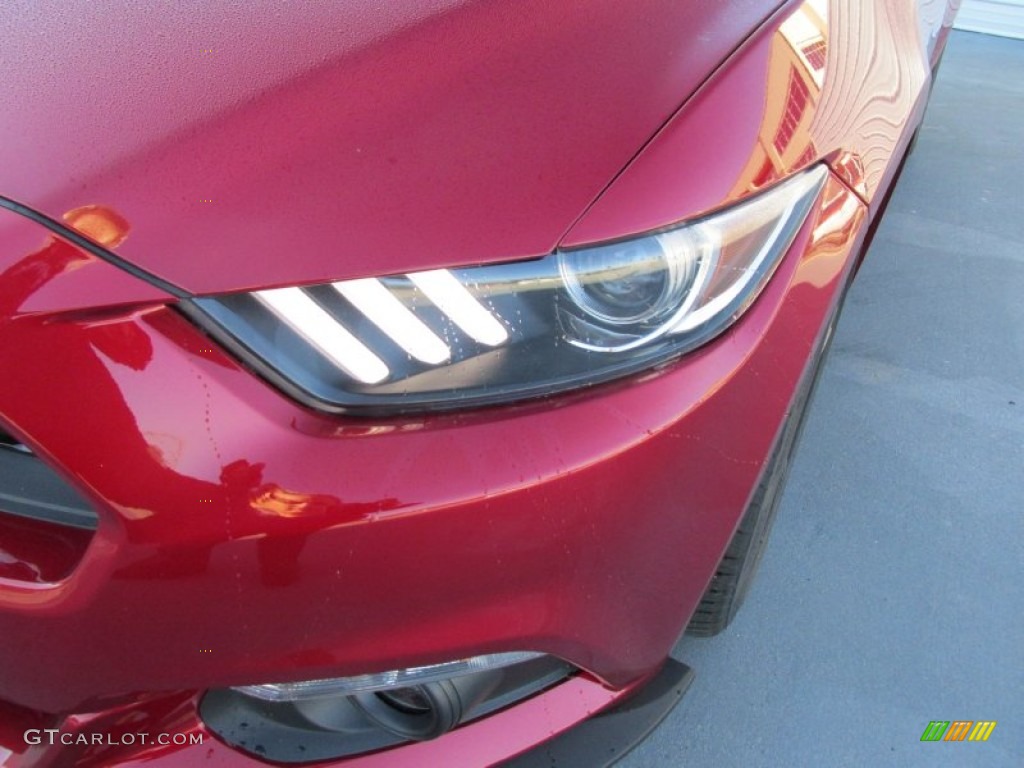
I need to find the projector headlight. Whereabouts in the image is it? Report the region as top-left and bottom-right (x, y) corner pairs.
(184, 166), (827, 413)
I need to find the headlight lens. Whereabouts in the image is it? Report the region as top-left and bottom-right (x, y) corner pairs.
(558, 226), (708, 328)
(185, 166), (827, 413)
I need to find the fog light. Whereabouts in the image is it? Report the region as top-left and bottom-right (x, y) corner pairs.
(375, 687), (432, 714)
(203, 653), (572, 763)
(353, 681), (461, 740)
(351, 666), (507, 741)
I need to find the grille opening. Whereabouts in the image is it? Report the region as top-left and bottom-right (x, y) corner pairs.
(0, 513), (92, 583)
(0, 424), (98, 583)
(0, 420), (98, 534)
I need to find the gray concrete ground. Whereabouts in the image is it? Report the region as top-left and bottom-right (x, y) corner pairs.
(620, 30), (1023, 768)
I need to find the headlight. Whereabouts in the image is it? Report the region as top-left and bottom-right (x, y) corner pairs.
(185, 166), (827, 413)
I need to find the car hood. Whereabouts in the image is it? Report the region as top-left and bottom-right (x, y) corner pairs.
(0, 0), (782, 295)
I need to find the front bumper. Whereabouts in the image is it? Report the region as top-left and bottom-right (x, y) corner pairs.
(0, 171), (866, 765)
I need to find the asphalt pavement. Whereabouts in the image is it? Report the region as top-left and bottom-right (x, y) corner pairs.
(619, 30), (1024, 768)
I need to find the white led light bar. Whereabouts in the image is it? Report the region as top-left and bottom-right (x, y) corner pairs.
(333, 278), (451, 365)
(254, 287), (389, 384)
(408, 269), (509, 346)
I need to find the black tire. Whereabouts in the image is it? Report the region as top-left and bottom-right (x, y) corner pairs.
(907, 44), (947, 159)
(686, 317), (836, 637)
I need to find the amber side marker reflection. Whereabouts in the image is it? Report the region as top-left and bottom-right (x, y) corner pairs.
(63, 204), (131, 248)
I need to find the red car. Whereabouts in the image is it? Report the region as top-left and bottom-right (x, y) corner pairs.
(0, 1), (958, 765)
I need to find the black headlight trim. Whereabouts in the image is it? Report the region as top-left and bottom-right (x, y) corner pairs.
(182, 166), (828, 416)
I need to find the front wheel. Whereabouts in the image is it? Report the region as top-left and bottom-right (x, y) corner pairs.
(686, 315), (837, 637)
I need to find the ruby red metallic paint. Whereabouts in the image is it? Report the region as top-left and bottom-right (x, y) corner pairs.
(0, 207), (171, 316)
(0, 172), (864, 753)
(0, 0), (956, 765)
(564, 0), (937, 249)
(0, 0), (786, 294)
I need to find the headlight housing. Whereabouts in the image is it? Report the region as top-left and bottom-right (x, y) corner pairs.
(185, 166), (827, 413)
